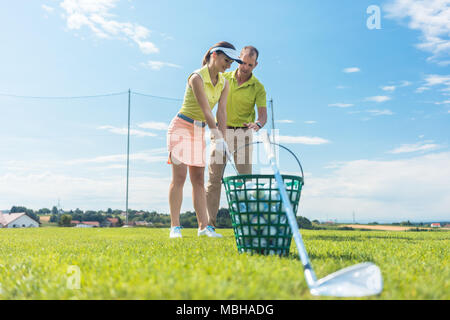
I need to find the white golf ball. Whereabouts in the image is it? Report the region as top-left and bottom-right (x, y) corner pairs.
(278, 226), (287, 235)
(239, 203), (247, 213)
(237, 191), (246, 201)
(252, 237), (267, 248)
(270, 190), (280, 201)
(240, 214), (249, 224)
(262, 226), (278, 236)
(250, 214), (266, 225)
(257, 189), (269, 200)
(276, 237), (285, 247)
(290, 191), (298, 202)
(270, 203), (279, 213)
(247, 202), (257, 213)
(258, 202), (270, 212)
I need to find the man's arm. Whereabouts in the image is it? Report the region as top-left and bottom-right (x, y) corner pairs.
(245, 106), (267, 132)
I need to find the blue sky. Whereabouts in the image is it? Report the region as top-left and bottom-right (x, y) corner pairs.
(0, 0), (449, 223)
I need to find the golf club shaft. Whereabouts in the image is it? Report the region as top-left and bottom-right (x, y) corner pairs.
(262, 133), (318, 287)
(224, 149), (239, 176)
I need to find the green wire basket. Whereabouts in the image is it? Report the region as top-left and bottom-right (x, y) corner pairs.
(222, 141), (304, 256)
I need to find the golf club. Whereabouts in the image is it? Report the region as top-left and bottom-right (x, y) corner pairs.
(261, 131), (383, 297)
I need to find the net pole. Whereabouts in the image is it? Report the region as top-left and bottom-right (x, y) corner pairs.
(270, 98), (276, 155)
(126, 89), (131, 226)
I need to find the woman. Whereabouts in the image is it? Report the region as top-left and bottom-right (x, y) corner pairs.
(167, 41), (242, 238)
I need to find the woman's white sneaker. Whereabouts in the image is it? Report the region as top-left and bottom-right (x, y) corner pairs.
(198, 226), (223, 238)
(170, 226), (182, 238)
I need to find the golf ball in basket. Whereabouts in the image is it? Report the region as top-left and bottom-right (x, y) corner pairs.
(237, 226), (256, 236)
(247, 202), (257, 213)
(237, 190), (246, 201)
(262, 226), (278, 236)
(290, 191), (298, 201)
(270, 190), (280, 201)
(258, 202), (270, 212)
(276, 237), (285, 247)
(250, 214), (266, 225)
(240, 214), (249, 224)
(252, 237), (267, 248)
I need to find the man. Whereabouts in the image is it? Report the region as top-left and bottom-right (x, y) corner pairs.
(206, 45), (267, 228)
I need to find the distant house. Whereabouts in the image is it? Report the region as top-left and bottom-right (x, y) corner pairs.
(74, 221), (100, 228)
(104, 218), (120, 227)
(431, 223), (441, 228)
(0, 212), (40, 228)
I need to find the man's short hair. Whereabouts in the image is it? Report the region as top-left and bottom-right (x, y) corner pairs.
(241, 46), (259, 61)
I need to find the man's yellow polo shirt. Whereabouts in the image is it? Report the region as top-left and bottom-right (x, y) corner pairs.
(223, 70), (266, 127)
(179, 65), (226, 122)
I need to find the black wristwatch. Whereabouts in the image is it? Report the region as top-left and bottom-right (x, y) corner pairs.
(256, 121), (262, 128)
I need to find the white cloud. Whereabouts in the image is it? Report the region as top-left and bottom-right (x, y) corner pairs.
(381, 85), (396, 91)
(277, 135), (330, 145)
(416, 86), (431, 93)
(367, 109), (394, 116)
(304, 120), (317, 124)
(59, 0), (159, 54)
(302, 152), (450, 222)
(98, 125), (157, 137)
(435, 99), (450, 104)
(400, 80), (413, 87)
(66, 151), (167, 165)
(137, 121), (169, 130)
(387, 141), (442, 154)
(416, 74), (450, 93)
(365, 96), (391, 103)
(275, 120), (294, 124)
(424, 74), (450, 87)
(328, 103), (354, 108)
(141, 60), (182, 70)
(384, 0), (450, 64)
(42, 4), (55, 13)
(343, 67), (360, 73)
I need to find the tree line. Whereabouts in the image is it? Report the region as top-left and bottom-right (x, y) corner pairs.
(7, 206), (316, 229)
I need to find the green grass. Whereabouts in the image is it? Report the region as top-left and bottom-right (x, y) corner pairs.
(0, 228), (448, 300)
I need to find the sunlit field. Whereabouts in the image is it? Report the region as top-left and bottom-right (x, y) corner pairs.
(0, 228), (448, 300)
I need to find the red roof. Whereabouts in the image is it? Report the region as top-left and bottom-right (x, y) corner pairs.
(107, 218), (119, 223)
(431, 223), (441, 227)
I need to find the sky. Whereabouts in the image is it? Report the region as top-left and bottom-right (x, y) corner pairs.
(0, 0), (449, 223)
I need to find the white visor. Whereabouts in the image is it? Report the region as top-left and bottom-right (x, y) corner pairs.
(210, 47), (243, 64)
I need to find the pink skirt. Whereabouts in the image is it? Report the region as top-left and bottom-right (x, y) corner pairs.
(166, 115), (206, 167)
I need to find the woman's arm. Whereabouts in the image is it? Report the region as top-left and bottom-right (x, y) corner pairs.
(216, 79), (229, 138)
(189, 74), (222, 139)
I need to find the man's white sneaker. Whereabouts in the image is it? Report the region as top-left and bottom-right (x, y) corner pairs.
(169, 226), (182, 238)
(198, 226), (223, 238)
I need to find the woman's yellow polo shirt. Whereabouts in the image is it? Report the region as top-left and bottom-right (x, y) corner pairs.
(179, 65), (226, 122)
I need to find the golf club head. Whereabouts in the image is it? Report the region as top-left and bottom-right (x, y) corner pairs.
(310, 262), (383, 297)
